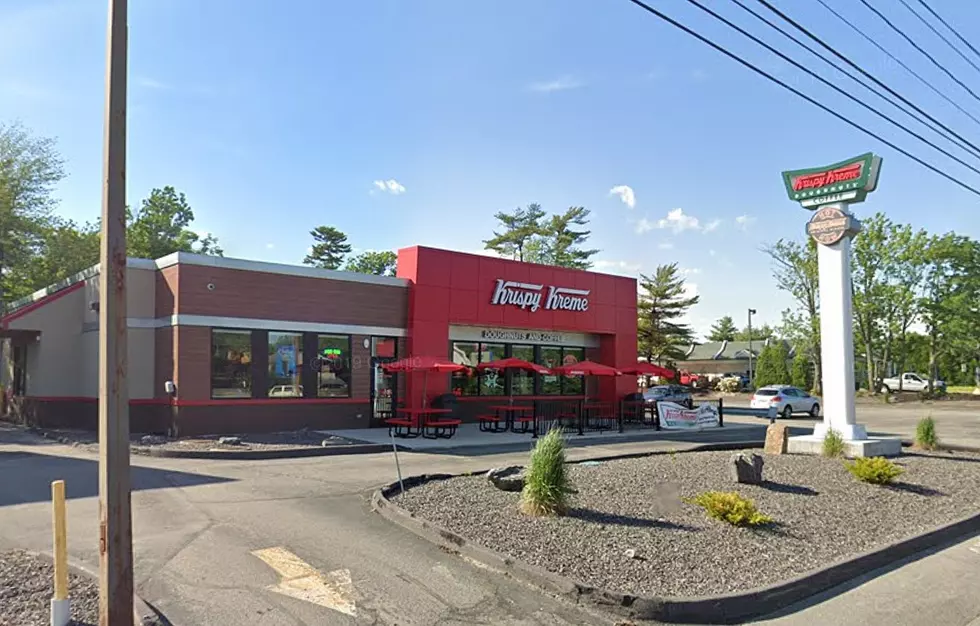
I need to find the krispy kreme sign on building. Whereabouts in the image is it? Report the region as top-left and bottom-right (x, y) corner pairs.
(782, 153), (882, 208)
(490, 279), (590, 313)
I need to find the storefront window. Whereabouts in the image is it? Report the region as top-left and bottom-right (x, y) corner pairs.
(562, 347), (585, 396)
(317, 335), (351, 397)
(451, 342), (479, 395)
(479, 343), (506, 396)
(511, 345), (535, 396)
(211, 329), (252, 399)
(268, 332), (303, 397)
(539, 346), (562, 395)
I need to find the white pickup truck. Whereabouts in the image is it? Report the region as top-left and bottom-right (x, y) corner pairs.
(880, 372), (945, 393)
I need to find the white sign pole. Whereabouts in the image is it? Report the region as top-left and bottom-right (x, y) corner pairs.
(812, 203), (866, 441)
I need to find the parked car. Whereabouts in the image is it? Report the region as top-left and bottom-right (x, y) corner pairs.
(644, 385), (693, 408)
(750, 385), (820, 418)
(880, 372), (945, 393)
(268, 385), (303, 398)
(721, 373), (749, 389)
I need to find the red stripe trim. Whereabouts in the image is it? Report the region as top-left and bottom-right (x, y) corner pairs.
(2, 281), (86, 327)
(22, 396), (370, 407)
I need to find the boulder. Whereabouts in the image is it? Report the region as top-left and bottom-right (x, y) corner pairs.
(218, 436), (242, 446)
(764, 423), (789, 455)
(486, 466), (526, 492)
(139, 435), (167, 446)
(730, 452), (764, 485)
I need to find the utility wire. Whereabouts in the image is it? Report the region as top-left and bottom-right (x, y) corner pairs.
(731, 0), (980, 160)
(680, 0), (980, 177)
(756, 0), (980, 165)
(812, 0), (980, 132)
(915, 0), (980, 64)
(855, 0), (980, 105)
(896, 0), (980, 77)
(621, 0), (980, 198)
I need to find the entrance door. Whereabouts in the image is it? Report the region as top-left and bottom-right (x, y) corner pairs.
(370, 337), (398, 424)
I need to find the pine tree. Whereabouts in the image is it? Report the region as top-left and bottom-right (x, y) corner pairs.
(637, 263), (700, 365)
(484, 204), (546, 262)
(303, 226), (351, 269)
(707, 316), (737, 341)
(754, 342), (791, 388)
(791, 349), (811, 390)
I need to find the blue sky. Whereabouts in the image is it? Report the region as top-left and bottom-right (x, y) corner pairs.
(3, 0), (980, 339)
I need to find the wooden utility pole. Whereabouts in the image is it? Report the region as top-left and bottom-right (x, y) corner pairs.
(98, 0), (133, 623)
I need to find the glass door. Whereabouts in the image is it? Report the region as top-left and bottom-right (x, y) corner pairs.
(370, 337), (398, 425)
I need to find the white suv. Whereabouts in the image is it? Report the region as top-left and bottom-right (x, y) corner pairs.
(750, 385), (820, 419)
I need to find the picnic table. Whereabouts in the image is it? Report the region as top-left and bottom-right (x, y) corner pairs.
(482, 404), (535, 433)
(386, 408), (459, 439)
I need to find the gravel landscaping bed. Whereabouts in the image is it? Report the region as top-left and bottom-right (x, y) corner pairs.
(23, 426), (367, 454)
(392, 449), (980, 599)
(0, 550), (97, 626)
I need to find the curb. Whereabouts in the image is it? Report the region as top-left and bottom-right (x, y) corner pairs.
(371, 446), (980, 624)
(142, 442), (402, 460)
(29, 551), (168, 626)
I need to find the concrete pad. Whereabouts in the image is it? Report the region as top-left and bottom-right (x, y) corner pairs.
(788, 434), (903, 458)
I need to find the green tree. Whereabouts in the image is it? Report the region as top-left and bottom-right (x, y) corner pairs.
(343, 250), (397, 276)
(533, 206), (600, 270)
(763, 238), (821, 393)
(707, 315), (737, 341)
(127, 186), (223, 259)
(791, 349), (811, 390)
(637, 263), (700, 365)
(28, 218), (100, 288)
(484, 203), (545, 262)
(754, 341), (791, 388)
(303, 225), (351, 269)
(734, 323), (775, 342)
(918, 233), (973, 392)
(0, 121), (66, 306)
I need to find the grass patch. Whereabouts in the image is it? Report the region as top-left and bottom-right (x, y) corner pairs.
(687, 491), (773, 527)
(520, 428), (572, 516)
(846, 457), (904, 485)
(822, 428), (845, 458)
(915, 416), (940, 450)
(946, 385), (978, 394)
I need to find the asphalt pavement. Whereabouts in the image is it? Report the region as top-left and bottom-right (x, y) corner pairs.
(1, 400), (978, 626)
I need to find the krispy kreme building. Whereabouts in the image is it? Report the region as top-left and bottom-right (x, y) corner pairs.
(1, 246), (637, 436)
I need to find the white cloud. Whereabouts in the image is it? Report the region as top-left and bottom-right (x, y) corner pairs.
(656, 208), (700, 233)
(372, 179), (406, 195)
(735, 214), (757, 230)
(658, 241), (674, 250)
(635, 218), (655, 234)
(680, 267), (702, 275)
(682, 282), (699, 299)
(708, 249), (717, 256)
(703, 219), (721, 232)
(135, 76), (171, 90)
(609, 185), (636, 209)
(265, 243), (275, 250)
(528, 76), (584, 93)
(595, 260), (642, 275)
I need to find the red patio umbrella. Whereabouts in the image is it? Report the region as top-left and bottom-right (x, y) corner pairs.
(476, 357), (552, 405)
(382, 356), (469, 409)
(551, 360), (621, 403)
(620, 361), (675, 379)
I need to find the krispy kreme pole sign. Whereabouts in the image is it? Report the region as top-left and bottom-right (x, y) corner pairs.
(490, 279), (590, 313)
(782, 153), (882, 208)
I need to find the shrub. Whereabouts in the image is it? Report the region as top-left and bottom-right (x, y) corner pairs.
(520, 428), (572, 516)
(716, 377), (741, 393)
(754, 342), (791, 388)
(687, 491), (772, 527)
(918, 387), (947, 401)
(845, 456), (904, 485)
(915, 416), (940, 450)
(791, 351), (811, 389)
(822, 428), (845, 458)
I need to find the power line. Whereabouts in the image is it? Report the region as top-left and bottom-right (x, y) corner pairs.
(914, 0), (980, 64)
(730, 0), (980, 160)
(620, 0), (980, 198)
(812, 0), (980, 132)
(679, 0), (980, 178)
(896, 0), (980, 77)
(855, 0), (980, 105)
